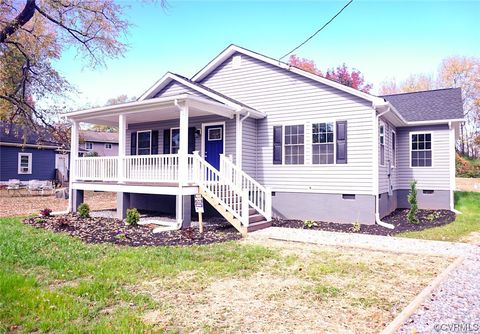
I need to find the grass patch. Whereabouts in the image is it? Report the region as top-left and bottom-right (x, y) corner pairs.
(0, 217), (451, 333)
(397, 192), (480, 242)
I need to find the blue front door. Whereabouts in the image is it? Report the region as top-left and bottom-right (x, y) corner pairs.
(204, 124), (224, 170)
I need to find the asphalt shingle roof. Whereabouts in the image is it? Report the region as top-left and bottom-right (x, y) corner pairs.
(81, 130), (118, 143)
(0, 122), (60, 146)
(381, 88), (464, 122)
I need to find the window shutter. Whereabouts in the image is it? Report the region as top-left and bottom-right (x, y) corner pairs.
(151, 130), (159, 154)
(130, 132), (137, 155)
(273, 126), (282, 164)
(336, 121), (347, 164)
(163, 129), (170, 154)
(188, 127), (196, 153)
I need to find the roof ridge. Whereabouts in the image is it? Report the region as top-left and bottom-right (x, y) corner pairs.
(381, 87), (460, 97)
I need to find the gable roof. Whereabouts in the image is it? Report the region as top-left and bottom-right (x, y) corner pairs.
(191, 44), (385, 105)
(382, 88), (464, 122)
(0, 122), (61, 148)
(139, 72), (261, 116)
(81, 130), (118, 143)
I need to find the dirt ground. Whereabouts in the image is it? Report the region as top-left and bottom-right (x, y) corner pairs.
(137, 238), (452, 334)
(0, 190), (116, 217)
(456, 177), (480, 192)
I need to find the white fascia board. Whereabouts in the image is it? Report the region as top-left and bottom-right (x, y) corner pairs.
(64, 94), (240, 121)
(192, 44), (384, 105)
(404, 118), (465, 126)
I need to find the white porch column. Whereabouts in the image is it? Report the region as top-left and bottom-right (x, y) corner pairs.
(235, 113), (242, 167)
(70, 120), (79, 182)
(118, 114), (127, 183)
(179, 102), (189, 185)
(68, 120), (79, 212)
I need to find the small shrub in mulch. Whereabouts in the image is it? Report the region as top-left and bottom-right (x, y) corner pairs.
(273, 209), (456, 236)
(23, 214), (241, 247)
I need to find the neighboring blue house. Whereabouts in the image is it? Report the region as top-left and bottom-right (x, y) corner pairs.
(0, 122), (68, 184)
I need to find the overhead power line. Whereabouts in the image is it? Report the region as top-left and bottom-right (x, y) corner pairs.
(279, 0), (354, 61)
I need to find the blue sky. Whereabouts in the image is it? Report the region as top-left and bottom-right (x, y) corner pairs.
(53, 0), (480, 108)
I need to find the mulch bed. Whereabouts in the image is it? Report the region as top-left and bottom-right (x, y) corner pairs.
(23, 214), (241, 247)
(272, 209), (456, 236)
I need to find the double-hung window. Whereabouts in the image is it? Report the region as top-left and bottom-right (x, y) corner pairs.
(85, 142), (93, 150)
(105, 143), (112, 149)
(137, 130), (152, 155)
(284, 125), (304, 165)
(18, 153), (32, 174)
(411, 133), (432, 167)
(312, 122), (334, 164)
(379, 123), (385, 166)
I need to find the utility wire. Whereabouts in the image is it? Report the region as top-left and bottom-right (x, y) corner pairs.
(279, 0), (354, 61)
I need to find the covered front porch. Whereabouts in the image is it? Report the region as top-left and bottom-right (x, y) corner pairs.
(65, 94), (271, 232)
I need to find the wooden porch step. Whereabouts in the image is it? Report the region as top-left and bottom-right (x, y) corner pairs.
(247, 220), (272, 232)
(249, 208), (257, 215)
(249, 213), (265, 223)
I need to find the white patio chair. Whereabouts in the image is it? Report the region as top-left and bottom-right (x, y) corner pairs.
(6, 179), (22, 196)
(27, 180), (42, 196)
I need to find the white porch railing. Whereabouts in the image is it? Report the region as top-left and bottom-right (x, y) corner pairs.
(75, 156), (118, 181)
(192, 152), (249, 226)
(74, 154), (195, 183)
(220, 154), (272, 221)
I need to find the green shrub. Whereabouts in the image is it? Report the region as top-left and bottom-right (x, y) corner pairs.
(126, 208), (140, 226)
(407, 180), (419, 224)
(304, 220), (317, 229)
(77, 203), (90, 218)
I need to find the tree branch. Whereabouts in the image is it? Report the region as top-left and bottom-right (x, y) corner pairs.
(0, 0), (36, 43)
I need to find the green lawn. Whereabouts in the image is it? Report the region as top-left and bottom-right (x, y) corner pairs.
(0, 216), (451, 333)
(0, 217), (276, 333)
(397, 192), (480, 242)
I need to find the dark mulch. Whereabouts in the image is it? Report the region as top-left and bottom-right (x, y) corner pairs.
(272, 209), (456, 236)
(23, 214), (241, 247)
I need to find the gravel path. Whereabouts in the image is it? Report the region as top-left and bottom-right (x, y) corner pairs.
(250, 227), (480, 334)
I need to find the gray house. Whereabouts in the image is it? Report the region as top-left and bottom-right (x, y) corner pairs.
(65, 45), (464, 234)
(80, 130), (119, 156)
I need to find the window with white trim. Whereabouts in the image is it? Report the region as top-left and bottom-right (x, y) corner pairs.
(411, 133), (432, 167)
(312, 122), (335, 164)
(137, 131), (152, 155)
(85, 142), (93, 150)
(18, 152), (32, 174)
(391, 130), (396, 167)
(170, 128), (180, 154)
(284, 125), (304, 165)
(379, 123), (385, 166)
(105, 143), (112, 149)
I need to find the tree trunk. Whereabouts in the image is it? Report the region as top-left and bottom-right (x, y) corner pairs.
(0, 0), (36, 43)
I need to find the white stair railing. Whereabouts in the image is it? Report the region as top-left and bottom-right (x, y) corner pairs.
(192, 152), (249, 227)
(220, 154), (272, 221)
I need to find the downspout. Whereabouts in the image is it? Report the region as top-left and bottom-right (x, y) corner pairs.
(236, 109), (250, 168)
(372, 100), (395, 229)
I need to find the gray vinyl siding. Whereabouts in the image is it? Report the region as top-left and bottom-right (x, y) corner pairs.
(396, 124), (451, 190)
(125, 115), (237, 159)
(84, 141), (118, 156)
(242, 117), (257, 177)
(199, 53), (375, 194)
(378, 117), (397, 194)
(153, 81), (208, 99)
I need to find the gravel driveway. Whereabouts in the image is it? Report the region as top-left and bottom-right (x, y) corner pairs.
(250, 227), (480, 334)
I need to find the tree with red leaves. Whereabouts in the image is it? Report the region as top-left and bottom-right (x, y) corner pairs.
(288, 55), (372, 93)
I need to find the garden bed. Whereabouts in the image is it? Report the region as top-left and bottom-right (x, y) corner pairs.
(273, 209), (456, 236)
(23, 214), (240, 246)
